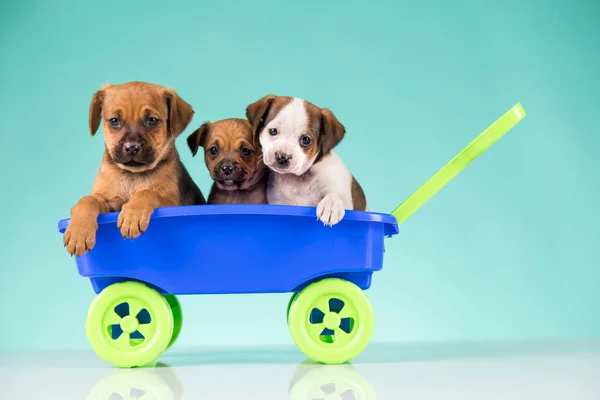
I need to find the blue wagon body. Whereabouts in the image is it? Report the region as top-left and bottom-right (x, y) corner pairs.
(57, 204), (399, 296)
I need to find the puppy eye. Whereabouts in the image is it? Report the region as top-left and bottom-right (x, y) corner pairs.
(269, 128), (278, 136)
(109, 118), (120, 128)
(300, 136), (312, 146)
(147, 117), (159, 127)
(241, 148), (252, 157)
(209, 146), (219, 155)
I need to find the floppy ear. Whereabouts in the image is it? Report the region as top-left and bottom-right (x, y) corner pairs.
(245, 94), (276, 138)
(186, 121), (211, 157)
(320, 108), (346, 155)
(89, 90), (105, 136)
(164, 89), (195, 137)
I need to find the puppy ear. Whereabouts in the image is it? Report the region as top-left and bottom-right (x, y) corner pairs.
(89, 83), (112, 136)
(164, 89), (195, 137)
(320, 108), (346, 155)
(245, 94), (276, 137)
(89, 90), (105, 136)
(186, 121), (211, 157)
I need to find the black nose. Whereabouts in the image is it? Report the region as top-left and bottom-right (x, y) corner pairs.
(221, 164), (234, 175)
(124, 143), (141, 155)
(276, 152), (292, 167)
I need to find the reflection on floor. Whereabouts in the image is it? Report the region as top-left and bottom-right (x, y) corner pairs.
(1, 341), (599, 399)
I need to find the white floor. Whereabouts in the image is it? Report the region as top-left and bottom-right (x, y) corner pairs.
(1, 341), (599, 399)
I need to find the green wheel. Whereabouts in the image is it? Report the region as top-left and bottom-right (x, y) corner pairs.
(287, 278), (375, 365)
(85, 281), (174, 368)
(163, 294), (182, 350)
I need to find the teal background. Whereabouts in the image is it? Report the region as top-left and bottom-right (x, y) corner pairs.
(0, 0), (598, 352)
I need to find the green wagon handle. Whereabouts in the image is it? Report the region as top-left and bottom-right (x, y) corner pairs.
(390, 102), (527, 226)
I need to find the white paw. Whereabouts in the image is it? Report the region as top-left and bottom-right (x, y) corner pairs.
(316, 194), (345, 226)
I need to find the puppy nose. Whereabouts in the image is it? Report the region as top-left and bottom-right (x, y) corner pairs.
(276, 152), (292, 167)
(221, 164), (234, 175)
(124, 143), (141, 155)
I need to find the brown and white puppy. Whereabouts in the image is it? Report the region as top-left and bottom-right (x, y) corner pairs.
(63, 81), (206, 257)
(186, 118), (267, 204)
(245, 94), (366, 225)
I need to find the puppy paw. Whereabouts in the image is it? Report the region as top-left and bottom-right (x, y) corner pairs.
(63, 220), (97, 257)
(117, 203), (154, 239)
(316, 193), (346, 226)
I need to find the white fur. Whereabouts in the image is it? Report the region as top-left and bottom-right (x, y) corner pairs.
(260, 98), (357, 226)
(259, 97), (315, 175)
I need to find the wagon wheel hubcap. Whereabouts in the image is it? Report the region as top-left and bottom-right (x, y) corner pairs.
(104, 298), (157, 351)
(307, 296), (357, 347)
(120, 316), (138, 333)
(323, 313), (341, 330)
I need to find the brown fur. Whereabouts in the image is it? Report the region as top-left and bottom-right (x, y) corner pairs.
(304, 102), (346, 162)
(63, 81), (205, 256)
(187, 118), (267, 204)
(351, 176), (367, 211)
(245, 94), (292, 144)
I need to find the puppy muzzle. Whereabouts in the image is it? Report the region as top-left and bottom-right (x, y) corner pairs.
(275, 152), (292, 168)
(263, 148), (307, 175)
(213, 163), (247, 189)
(112, 135), (156, 168)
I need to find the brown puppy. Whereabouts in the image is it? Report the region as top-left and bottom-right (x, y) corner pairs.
(186, 118), (267, 204)
(64, 81), (206, 257)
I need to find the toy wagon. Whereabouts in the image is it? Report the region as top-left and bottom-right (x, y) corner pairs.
(58, 103), (526, 368)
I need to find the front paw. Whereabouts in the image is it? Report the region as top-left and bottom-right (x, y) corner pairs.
(117, 203), (154, 239)
(316, 193), (346, 226)
(63, 220), (97, 257)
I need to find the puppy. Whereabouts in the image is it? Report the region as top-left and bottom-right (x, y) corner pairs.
(245, 95), (366, 225)
(63, 81), (206, 257)
(186, 118), (267, 204)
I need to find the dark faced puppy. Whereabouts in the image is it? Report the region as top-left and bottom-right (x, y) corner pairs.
(187, 118), (267, 204)
(63, 81), (205, 257)
(245, 94), (367, 226)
